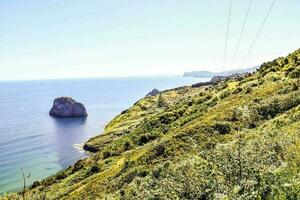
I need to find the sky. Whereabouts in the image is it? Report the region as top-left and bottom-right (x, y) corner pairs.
(0, 0), (300, 80)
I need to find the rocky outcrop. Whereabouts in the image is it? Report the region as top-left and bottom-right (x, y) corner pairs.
(210, 75), (226, 82)
(191, 81), (213, 88)
(210, 72), (252, 83)
(192, 72), (252, 88)
(49, 97), (88, 118)
(146, 89), (160, 97)
(83, 143), (98, 153)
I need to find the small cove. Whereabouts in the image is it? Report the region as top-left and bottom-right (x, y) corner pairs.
(0, 76), (208, 194)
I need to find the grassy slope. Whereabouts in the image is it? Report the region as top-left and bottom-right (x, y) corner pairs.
(3, 49), (300, 200)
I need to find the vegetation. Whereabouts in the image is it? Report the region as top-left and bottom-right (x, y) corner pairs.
(2, 48), (300, 199)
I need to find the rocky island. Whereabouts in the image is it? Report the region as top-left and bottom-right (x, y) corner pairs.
(49, 97), (88, 118)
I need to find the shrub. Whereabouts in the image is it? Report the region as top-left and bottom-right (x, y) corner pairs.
(258, 78), (265, 85)
(244, 86), (252, 94)
(270, 76), (281, 82)
(250, 82), (258, 87)
(232, 87), (243, 94)
(123, 169), (149, 185)
(56, 171), (67, 180)
(254, 93), (300, 120)
(195, 95), (212, 104)
(288, 68), (300, 79)
(139, 104), (147, 110)
(256, 99), (280, 119)
(153, 167), (163, 179)
(157, 94), (168, 108)
(160, 124), (170, 134)
(103, 150), (112, 159)
(138, 134), (158, 145)
(292, 83), (298, 91)
(90, 164), (100, 174)
(158, 112), (178, 125)
(72, 160), (84, 173)
(220, 90), (230, 99)
(123, 141), (132, 151)
(31, 181), (41, 189)
(206, 97), (219, 107)
(213, 123), (231, 134)
(231, 108), (241, 122)
(154, 143), (166, 158)
(230, 107), (259, 129)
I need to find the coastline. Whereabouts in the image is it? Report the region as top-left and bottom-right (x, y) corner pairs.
(0, 76), (207, 195)
(1, 49), (300, 199)
(72, 144), (85, 153)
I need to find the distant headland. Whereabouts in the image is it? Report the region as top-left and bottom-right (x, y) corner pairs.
(183, 66), (258, 78)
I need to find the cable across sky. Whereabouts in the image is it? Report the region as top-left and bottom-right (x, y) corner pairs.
(241, 0), (277, 66)
(231, 0), (253, 67)
(223, 0), (233, 72)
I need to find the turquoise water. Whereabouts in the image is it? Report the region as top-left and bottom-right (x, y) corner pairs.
(0, 76), (208, 194)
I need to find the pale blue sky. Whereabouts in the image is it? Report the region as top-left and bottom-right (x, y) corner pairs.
(0, 0), (299, 80)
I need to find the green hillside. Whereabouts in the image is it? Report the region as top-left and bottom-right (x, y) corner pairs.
(3, 48), (300, 199)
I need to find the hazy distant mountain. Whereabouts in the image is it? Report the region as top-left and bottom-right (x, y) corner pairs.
(183, 66), (259, 78)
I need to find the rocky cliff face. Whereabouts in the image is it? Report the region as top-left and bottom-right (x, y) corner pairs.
(49, 97), (87, 118)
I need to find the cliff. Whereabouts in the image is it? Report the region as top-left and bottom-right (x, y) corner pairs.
(3, 49), (300, 199)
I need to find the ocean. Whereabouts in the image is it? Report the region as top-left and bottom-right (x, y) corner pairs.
(0, 76), (208, 194)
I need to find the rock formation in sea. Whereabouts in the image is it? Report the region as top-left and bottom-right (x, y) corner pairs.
(49, 97), (88, 118)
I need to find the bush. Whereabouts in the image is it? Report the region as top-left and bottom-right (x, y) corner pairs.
(123, 141), (132, 151)
(158, 112), (178, 125)
(232, 87), (243, 94)
(90, 164), (100, 174)
(256, 94), (300, 120)
(138, 134), (158, 145)
(258, 78), (265, 85)
(206, 97), (219, 107)
(244, 86), (252, 94)
(220, 90), (230, 99)
(56, 171), (67, 180)
(31, 181), (40, 189)
(72, 160), (84, 173)
(213, 123), (231, 134)
(157, 94), (168, 108)
(160, 124), (170, 134)
(123, 169), (149, 185)
(196, 95), (212, 104)
(288, 68), (300, 79)
(231, 108), (241, 122)
(153, 167), (163, 179)
(154, 143), (166, 158)
(292, 83), (298, 91)
(103, 150), (112, 159)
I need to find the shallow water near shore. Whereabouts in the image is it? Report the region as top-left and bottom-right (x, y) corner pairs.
(0, 76), (208, 194)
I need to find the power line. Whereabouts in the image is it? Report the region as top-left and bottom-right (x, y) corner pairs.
(223, 0), (233, 72)
(241, 0), (276, 66)
(231, 0), (253, 67)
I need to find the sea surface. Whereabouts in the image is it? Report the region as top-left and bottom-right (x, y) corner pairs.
(0, 76), (208, 194)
